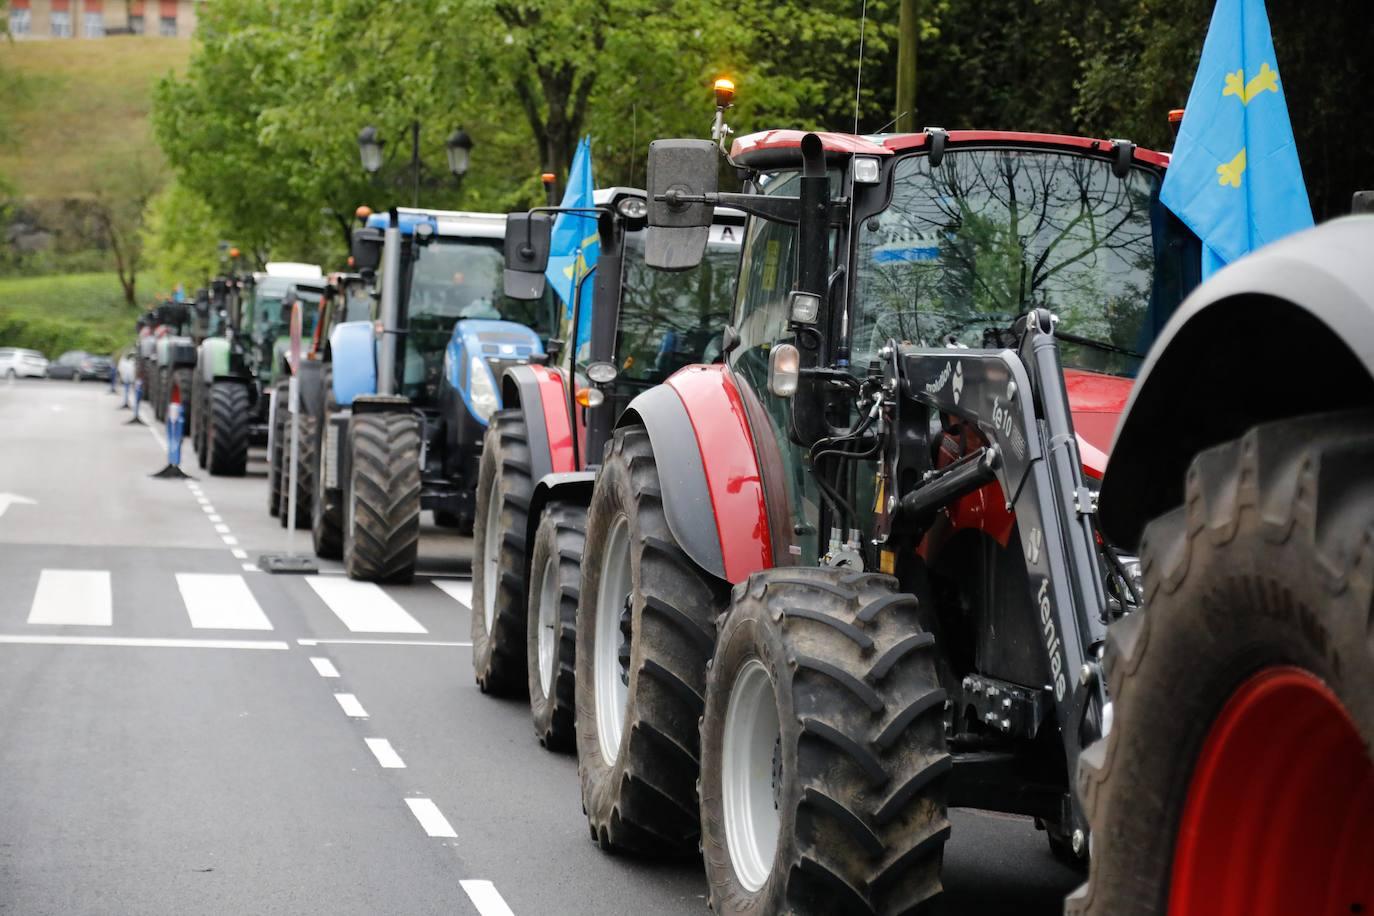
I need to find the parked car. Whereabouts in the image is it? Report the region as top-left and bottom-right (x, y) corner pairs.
(47, 351), (112, 381)
(0, 348), (49, 379)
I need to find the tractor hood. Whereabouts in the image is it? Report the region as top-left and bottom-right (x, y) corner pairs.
(1063, 368), (1132, 480)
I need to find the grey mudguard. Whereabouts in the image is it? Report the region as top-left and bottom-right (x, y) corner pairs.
(500, 364), (556, 484)
(1101, 216), (1374, 548)
(617, 384), (726, 580)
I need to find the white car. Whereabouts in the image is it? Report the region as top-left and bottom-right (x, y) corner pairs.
(0, 348), (49, 379)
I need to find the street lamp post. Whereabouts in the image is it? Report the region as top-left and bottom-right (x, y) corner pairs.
(357, 123), (474, 207)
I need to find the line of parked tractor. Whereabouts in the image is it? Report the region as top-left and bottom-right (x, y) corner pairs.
(121, 80), (1374, 915)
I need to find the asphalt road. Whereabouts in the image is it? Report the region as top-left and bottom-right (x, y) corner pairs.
(0, 376), (1082, 915)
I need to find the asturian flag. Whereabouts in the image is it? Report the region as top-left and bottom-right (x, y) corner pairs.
(1160, 0), (1312, 278)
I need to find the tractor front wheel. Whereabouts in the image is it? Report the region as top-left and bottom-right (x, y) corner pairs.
(268, 380), (288, 517)
(701, 568), (950, 915)
(1069, 413), (1374, 916)
(205, 382), (250, 476)
(342, 411), (421, 583)
(471, 410), (533, 696)
(575, 425), (728, 856)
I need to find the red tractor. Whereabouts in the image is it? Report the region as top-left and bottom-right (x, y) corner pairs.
(471, 187), (743, 749)
(561, 124), (1373, 915)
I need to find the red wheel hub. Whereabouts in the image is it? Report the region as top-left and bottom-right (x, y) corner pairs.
(1170, 666), (1374, 916)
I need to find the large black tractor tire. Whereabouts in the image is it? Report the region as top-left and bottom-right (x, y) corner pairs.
(1068, 413), (1374, 916)
(191, 373), (208, 468)
(470, 409), (534, 696)
(525, 502), (586, 752)
(154, 367), (169, 421)
(311, 377), (343, 559)
(700, 568), (950, 915)
(170, 368), (193, 433)
(205, 382), (250, 477)
(278, 411), (314, 530)
(267, 380), (288, 517)
(342, 411), (421, 583)
(575, 425), (730, 856)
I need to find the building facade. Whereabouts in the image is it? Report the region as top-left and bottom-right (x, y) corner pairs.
(8, 0), (200, 38)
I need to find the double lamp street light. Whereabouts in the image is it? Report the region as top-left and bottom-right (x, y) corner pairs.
(357, 123), (474, 207)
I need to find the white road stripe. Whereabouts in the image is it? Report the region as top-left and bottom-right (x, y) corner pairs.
(209, 514), (223, 523)
(27, 569), (112, 626)
(222, 535), (238, 546)
(404, 797), (456, 838)
(460, 881), (516, 916)
(201, 505), (215, 514)
(242, 564), (261, 573)
(297, 638), (471, 647)
(231, 548), (248, 560)
(0, 634), (288, 650)
(175, 574), (273, 630)
(213, 523), (230, 534)
(334, 693), (368, 717)
(364, 738), (406, 768)
(304, 577), (427, 634)
(309, 657), (340, 677)
(431, 579), (473, 609)
(196, 497), (210, 505)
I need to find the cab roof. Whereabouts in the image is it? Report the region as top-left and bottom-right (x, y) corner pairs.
(367, 206), (507, 240)
(731, 129), (1169, 170)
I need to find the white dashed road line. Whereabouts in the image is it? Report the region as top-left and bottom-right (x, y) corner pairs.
(176, 573), (273, 630)
(404, 797), (457, 838)
(0, 635), (289, 650)
(461, 881), (517, 916)
(231, 548), (248, 560)
(309, 657), (340, 678)
(364, 738), (406, 769)
(304, 577), (427, 634)
(334, 693), (369, 718)
(27, 569), (113, 626)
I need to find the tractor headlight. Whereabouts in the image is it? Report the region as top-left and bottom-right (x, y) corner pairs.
(468, 355), (500, 422)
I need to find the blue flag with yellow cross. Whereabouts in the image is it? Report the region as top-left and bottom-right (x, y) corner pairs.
(1160, 0), (1312, 278)
(544, 137), (600, 335)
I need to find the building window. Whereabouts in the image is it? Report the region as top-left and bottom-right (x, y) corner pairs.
(158, 15), (175, 36)
(50, 10), (72, 37)
(9, 8), (31, 35)
(128, 14), (143, 33)
(83, 11), (104, 36)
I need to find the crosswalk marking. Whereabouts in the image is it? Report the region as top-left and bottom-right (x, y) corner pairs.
(305, 576), (427, 634)
(432, 579), (473, 609)
(175, 574), (274, 630)
(27, 569), (112, 626)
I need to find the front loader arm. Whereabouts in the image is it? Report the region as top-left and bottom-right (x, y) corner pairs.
(888, 309), (1110, 837)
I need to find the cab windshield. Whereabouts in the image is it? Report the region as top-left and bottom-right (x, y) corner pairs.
(609, 232), (740, 385)
(853, 148), (1198, 376)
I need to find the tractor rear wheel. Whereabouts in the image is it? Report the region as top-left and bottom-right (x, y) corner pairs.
(205, 382), (250, 476)
(471, 410), (533, 696)
(342, 411), (421, 583)
(1068, 413), (1374, 916)
(278, 412), (314, 530)
(268, 380), (288, 517)
(575, 426), (729, 856)
(311, 380), (343, 559)
(526, 502), (585, 751)
(154, 367), (169, 421)
(700, 568), (950, 915)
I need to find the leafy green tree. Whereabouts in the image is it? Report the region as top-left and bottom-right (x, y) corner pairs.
(141, 180), (226, 294)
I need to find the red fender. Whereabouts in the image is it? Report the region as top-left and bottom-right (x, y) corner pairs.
(664, 366), (772, 583)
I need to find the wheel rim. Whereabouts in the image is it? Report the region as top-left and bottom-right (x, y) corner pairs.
(1169, 666), (1374, 915)
(482, 486), (503, 634)
(722, 658), (782, 893)
(594, 514), (632, 763)
(535, 552), (560, 698)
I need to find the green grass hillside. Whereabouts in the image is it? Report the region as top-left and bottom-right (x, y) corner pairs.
(0, 36), (191, 200)
(0, 274), (139, 358)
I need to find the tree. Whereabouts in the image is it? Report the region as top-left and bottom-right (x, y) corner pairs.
(141, 180), (225, 294)
(88, 152), (163, 307)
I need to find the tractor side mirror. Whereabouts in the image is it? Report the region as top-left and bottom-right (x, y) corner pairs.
(645, 139), (717, 271)
(350, 227), (384, 273)
(503, 212), (552, 300)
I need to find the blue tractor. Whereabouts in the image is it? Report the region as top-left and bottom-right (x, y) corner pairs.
(319, 206), (556, 581)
